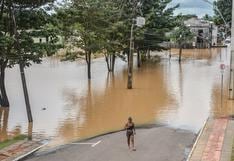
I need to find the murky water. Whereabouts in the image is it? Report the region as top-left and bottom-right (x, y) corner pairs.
(0, 48), (233, 147)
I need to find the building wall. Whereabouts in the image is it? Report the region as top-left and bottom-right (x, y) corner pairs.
(184, 17), (217, 48)
(212, 26), (218, 45)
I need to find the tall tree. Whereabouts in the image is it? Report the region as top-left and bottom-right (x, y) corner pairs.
(0, 0), (60, 121)
(57, 0), (110, 79)
(213, 0), (232, 26)
(127, 0), (177, 88)
(171, 23), (194, 63)
(135, 0), (178, 62)
(213, 0), (232, 37)
(102, 0), (127, 72)
(57, 0), (177, 87)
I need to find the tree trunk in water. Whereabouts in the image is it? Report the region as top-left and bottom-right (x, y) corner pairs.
(137, 49), (141, 68)
(86, 51), (91, 79)
(19, 63), (33, 122)
(169, 43), (172, 59)
(111, 54), (116, 72)
(147, 48), (151, 59)
(127, 51), (130, 66)
(105, 54), (116, 72)
(109, 54), (112, 71)
(179, 45), (182, 63)
(104, 54), (111, 72)
(0, 64), (9, 107)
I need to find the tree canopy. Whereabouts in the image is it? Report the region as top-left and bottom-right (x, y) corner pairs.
(202, 14), (213, 22)
(0, 0), (60, 107)
(56, 0), (178, 77)
(213, 0), (232, 26)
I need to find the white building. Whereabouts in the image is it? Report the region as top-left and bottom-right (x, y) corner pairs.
(184, 17), (218, 48)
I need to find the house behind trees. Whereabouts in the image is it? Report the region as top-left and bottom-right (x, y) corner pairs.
(184, 16), (218, 48)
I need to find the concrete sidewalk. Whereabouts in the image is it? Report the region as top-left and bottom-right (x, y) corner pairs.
(24, 126), (196, 161)
(189, 118), (234, 161)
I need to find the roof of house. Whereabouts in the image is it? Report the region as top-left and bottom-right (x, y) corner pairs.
(184, 17), (214, 28)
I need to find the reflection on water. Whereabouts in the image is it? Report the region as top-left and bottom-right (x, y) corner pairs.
(0, 108), (25, 141)
(171, 48), (223, 60)
(0, 108), (9, 141)
(52, 64), (170, 146)
(1, 48), (233, 147)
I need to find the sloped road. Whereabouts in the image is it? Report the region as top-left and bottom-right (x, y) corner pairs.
(24, 126), (196, 161)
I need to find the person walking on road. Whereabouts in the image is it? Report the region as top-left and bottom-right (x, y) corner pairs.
(125, 117), (136, 151)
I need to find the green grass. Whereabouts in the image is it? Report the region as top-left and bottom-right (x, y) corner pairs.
(0, 135), (27, 150)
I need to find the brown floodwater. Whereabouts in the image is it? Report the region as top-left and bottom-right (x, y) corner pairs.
(0, 47), (233, 147)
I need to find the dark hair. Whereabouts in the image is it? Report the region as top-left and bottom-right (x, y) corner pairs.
(128, 117), (132, 122)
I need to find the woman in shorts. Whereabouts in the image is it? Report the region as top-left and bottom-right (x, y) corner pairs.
(125, 117), (136, 151)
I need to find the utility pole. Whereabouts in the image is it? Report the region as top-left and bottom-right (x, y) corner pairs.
(127, 0), (137, 89)
(127, 1), (145, 89)
(229, 0), (234, 99)
(127, 22), (134, 89)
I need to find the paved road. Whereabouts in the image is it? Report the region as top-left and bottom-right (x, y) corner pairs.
(24, 126), (196, 161)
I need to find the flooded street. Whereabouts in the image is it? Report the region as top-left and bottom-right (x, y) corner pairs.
(0, 48), (233, 147)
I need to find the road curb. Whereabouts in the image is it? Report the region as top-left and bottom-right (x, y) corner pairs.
(186, 117), (209, 161)
(12, 140), (49, 161)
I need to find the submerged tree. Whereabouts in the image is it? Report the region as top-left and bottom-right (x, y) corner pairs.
(0, 0), (60, 122)
(102, 1), (127, 72)
(57, 0), (178, 90)
(57, 0), (177, 73)
(134, 0), (178, 65)
(57, 0), (112, 79)
(117, 0), (178, 88)
(171, 23), (194, 63)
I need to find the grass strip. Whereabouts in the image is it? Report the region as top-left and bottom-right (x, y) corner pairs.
(0, 135), (27, 150)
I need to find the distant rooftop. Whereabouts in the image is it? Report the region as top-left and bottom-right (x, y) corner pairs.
(184, 17), (214, 28)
